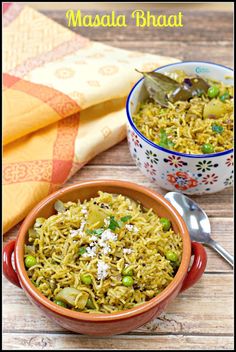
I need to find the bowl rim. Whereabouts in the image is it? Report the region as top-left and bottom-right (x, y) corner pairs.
(15, 179), (191, 322)
(126, 60), (234, 159)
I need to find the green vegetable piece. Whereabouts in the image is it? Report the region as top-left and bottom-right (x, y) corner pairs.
(159, 129), (174, 149)
(25, 245), (36, 256)
(95, 228), (104, 235)
(201, 143), (214, 154)
(159, 128), (168, 142)
(92, 228), (104, 236)
(55, 287), (89, 308)
(54, 200), (65, 213)
(159, 142), (171, 149)
(207, 86), (220, 98)
(120, 215), (132, 222)
(28, 228), (38, 238)
(87, 204), (107, 228)
(212, 124), (224, 134)
(166, 251), (178, 262)
(117, 220), (124, 228)
(122, 266), (133, 276)
(168, 140), (174, 148)
(109, 216), (120, 231)
(25, 255), (37, 268)
(81, 274), (92, 285)
(86, 297), (95, 309)
(203, 99), (226, 118)
(160, 217), (171, 231)
(78, 247), (86, 255)
(86, 228), (104, 236)
(159, 141), (168, 148)
(54, 300), (67, 308)
(219, 92), (230, 102)
(122, 276), (134, 287)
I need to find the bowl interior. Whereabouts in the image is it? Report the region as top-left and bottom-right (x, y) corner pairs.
(22, 182), (187, 236)
(15, 181), (191, 320)
(129, 61), (234, 115)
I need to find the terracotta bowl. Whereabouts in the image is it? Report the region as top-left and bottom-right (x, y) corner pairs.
(3, 180), (207, 336)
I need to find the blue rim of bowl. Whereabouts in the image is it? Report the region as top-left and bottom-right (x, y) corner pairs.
(126, 60), (234, 159)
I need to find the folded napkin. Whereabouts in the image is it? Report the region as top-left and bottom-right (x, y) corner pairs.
(3, 3), (179, 233)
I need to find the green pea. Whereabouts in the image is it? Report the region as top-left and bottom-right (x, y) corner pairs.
(160, 217), (171, 231)
(212, 124), (224, 134)
(81, 274), (92, 285)
(201, 143), (214, 154)
(54, 300), (67, 308)
(122, 276), (134, 287)
(78, 247), (86, 256)
(122, 266), (133, 276)
(166, 251), (178, 262)
(86, 297), (95, 309)
(219, 92), (230, 102)
(25, 255), (37, 268)
(207, 86), (220, 98)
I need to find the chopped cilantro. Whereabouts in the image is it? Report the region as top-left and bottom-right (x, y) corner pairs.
(78, 247), (86, 255)
(120, 215), (132, 222)
(108, 216), (120, 231)
(117, 220), (123, 228)
(159, 128), (174, 149)
(86, 228), (104, 236)
(93, 228), (104, 236)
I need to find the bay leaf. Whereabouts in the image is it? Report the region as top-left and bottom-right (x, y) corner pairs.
(170, 76), (209, 102)
(136, 69), (180, 107)
(136, 69), (210, 106)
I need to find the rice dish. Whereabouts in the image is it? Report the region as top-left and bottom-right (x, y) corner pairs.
(133, 70), (233, 154)
(24, 192), (183, 313)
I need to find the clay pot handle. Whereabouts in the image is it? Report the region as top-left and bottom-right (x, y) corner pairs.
(180, 242), (207, 292)
(3, 239), (21, 288)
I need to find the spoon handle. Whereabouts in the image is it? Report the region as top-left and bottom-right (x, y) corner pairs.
(208, 239), (234, 267)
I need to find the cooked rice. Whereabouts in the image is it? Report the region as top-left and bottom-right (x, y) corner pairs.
(24, 192), (183, 314)
(133, 71), (233, 154)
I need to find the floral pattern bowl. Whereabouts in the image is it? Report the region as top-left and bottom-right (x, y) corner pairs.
(126, 61), (234, 194)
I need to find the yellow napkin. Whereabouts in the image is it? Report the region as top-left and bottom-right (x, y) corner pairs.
(3, 3), (179, 233)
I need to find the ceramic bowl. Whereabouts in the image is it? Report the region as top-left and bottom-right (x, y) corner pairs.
(3, 180), (207, 336)
(126, 61), (234, 194)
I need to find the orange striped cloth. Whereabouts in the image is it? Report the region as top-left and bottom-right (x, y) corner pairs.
(3, 3), (179, 233)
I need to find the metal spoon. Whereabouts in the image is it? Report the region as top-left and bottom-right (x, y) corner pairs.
(164, 192), (234, 268)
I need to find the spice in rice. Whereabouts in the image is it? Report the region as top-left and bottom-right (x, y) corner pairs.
(24, 191), (183, 313)
(133, 70), (234, 154)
